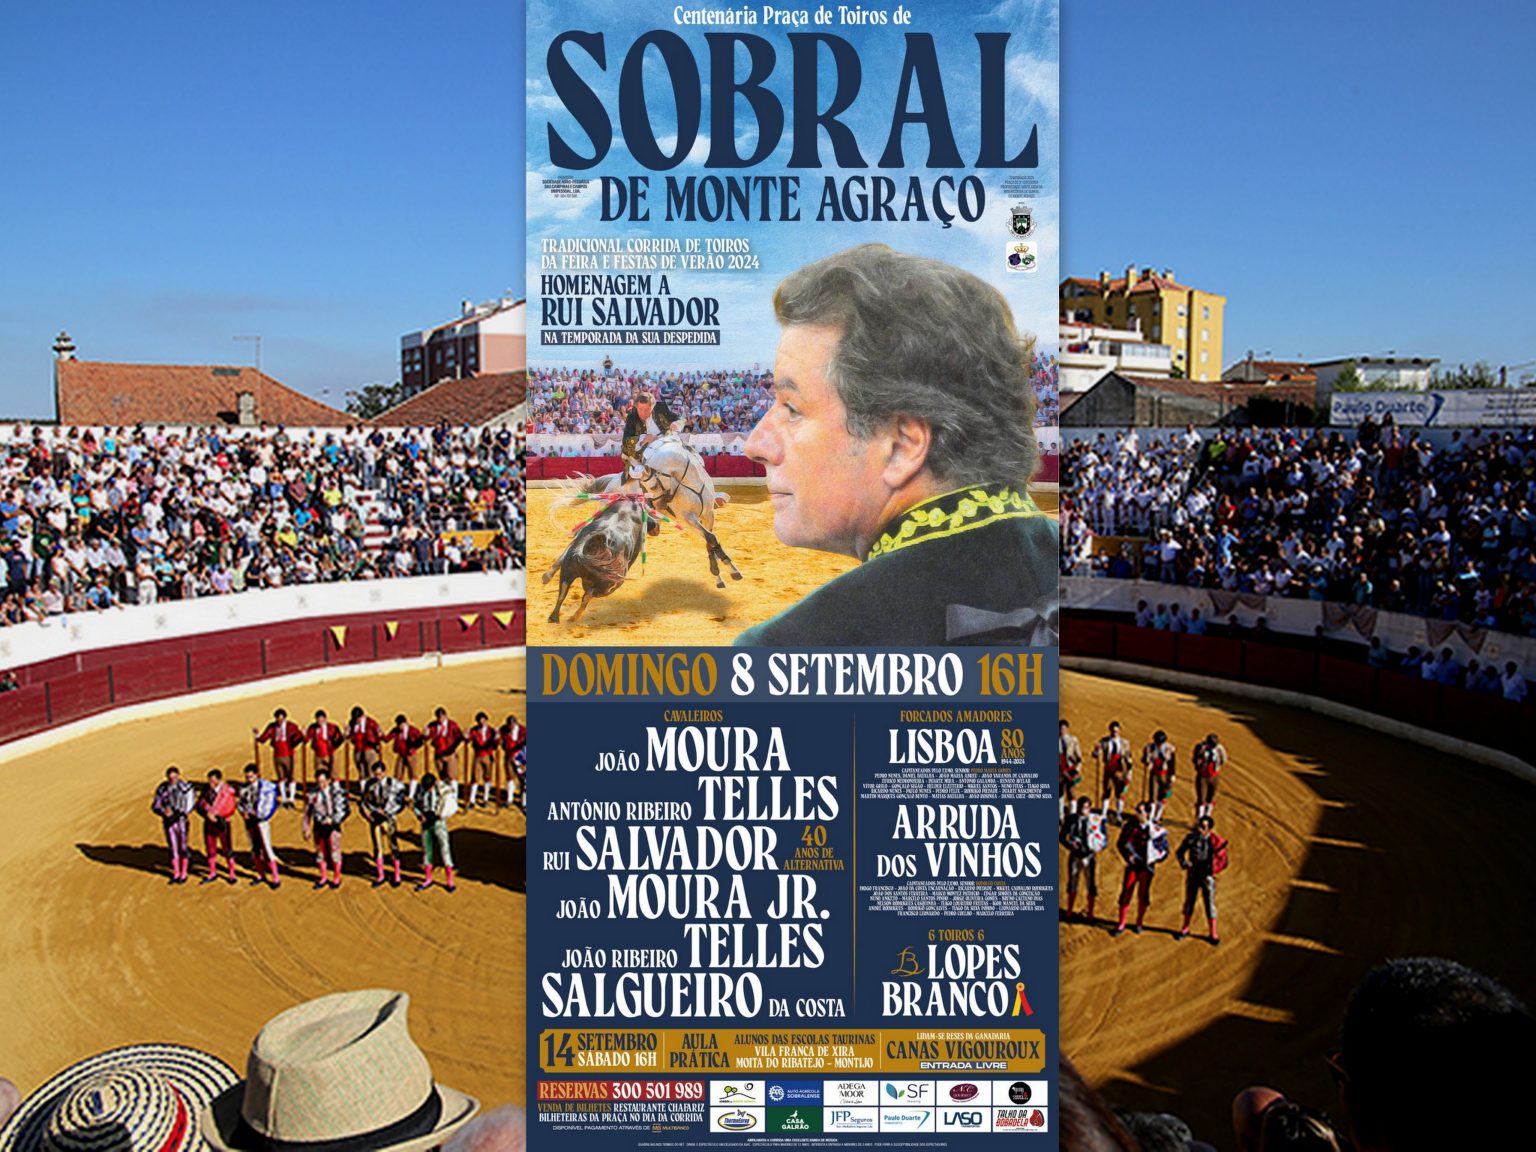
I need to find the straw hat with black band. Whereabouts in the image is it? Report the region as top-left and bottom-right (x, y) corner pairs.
(201, 989), (477, 1152)
(0, 1043), (238, 1152)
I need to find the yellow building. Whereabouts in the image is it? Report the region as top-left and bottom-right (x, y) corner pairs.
(1060, 265), (1226, 382)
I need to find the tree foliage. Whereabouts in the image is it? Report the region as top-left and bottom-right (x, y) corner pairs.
(1332, 360), (1364, 391)
(1431, 361), (1500, 389)
(345, 381), (405, 419)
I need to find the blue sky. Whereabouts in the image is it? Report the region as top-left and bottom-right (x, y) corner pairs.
(1062, 0), (1535, 375)
(526, 0), (1059, 371)
(0, 0), (525, 417)
(1, 1), (1531, 417)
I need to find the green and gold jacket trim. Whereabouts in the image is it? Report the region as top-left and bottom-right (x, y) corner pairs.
(866, 485), (1044, 560)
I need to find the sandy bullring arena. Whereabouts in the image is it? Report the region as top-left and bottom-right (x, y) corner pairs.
(1060, 666), (1536, 1140)
(528, 483), (1060, 645)
(0, 656), (526, 1109)
(19, 530), (1526, 1145)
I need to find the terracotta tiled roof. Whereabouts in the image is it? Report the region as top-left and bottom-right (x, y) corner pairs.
(1062, 274), (1195, 294)
(1119, 373), (1315, 405)
(1126, 274), (1190, 294)
(55, 360), (350, 426)
(1223, 358), (1318, 383)
(1252, 359), (1314, 377)
(368, 371), (526, 427)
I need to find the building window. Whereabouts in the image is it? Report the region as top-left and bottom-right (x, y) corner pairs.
(1177, 304), (1187, 317)
(1202, 305), (1210, 320)
(1201, 328), (1209, 341)
(1178, 326), (1186, 340)
(1151, 325), (1160, 339)
(1201, 350), (1209, 363)
(1153, 301), (1161, 314)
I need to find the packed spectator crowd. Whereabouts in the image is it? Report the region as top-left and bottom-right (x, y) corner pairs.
(1030, 348), (1060, 426)
(528, 355), (1061, 447)
(0, 422), (524, 627)
(527, 366), (773, 442)
(1062, 420), (1536, 636)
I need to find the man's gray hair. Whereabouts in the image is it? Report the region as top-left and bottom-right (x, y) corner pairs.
(773, 244), (1039, 485)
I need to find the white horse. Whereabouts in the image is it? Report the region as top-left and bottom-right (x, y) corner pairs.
(603, 435), (743, 588)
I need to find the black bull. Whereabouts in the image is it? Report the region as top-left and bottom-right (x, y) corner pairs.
(542, 495), (648, 623)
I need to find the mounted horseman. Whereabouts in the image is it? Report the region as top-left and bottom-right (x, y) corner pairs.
(621, 390), (685, 534)
(609, 386), (743, 590)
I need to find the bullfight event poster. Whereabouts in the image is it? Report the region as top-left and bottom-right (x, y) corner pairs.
(525, 0), (1062, 1145)
(0, 3), (528, 1147)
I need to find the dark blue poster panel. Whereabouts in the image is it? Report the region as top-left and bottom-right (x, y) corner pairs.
(528, 649), (1058, 1145)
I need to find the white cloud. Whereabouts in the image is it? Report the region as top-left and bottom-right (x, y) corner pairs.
(986, 0), (1059, 36)
(651, 133), (713, 167)
(1008, 53), (1059, 122)
(527, 92), (566, 114)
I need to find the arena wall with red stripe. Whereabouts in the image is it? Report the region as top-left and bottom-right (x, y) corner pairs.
(526, 452), (1059, 484)
(0, 574), (525, 746)
(1063, 611), (1536, 765)
(527, 454), (765, 480)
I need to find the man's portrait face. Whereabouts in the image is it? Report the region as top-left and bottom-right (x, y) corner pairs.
(634, 398), (653, 421)
(746, 324), (890, 557)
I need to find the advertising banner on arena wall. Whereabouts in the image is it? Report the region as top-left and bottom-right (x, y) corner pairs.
(524, 1), (1061, 1145)
(1330, 388), (1536, 427)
